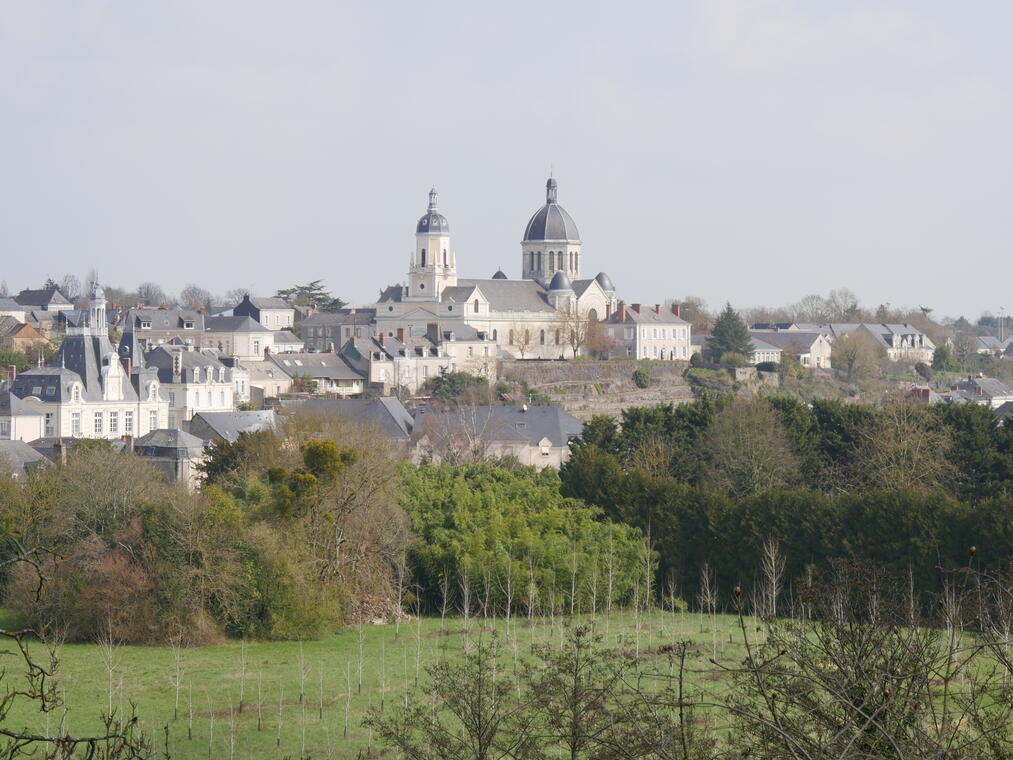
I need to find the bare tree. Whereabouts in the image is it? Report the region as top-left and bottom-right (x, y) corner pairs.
(759, 536), (786, 620)
(180, 283), (213, 311)
(508, 322), (535, 359)
(137, 282), (168, 306)
(832, 329), (884, 382)
(558, 303), (594, 358)
(59, 274), (82, 302)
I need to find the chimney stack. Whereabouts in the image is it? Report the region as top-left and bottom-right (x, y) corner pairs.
(7, 364), (15, 382)
(670, 303), (681, 318)
(396, 327), (405, 343)
(618, 301), (627, 322)
(631, 303), (641, 314)
(53, 439), (67, 467)
(426, 322), (439, 344)
(121, 356), (132, 377)
(654, 304), (661, 314)
(378, 333), (386, 347)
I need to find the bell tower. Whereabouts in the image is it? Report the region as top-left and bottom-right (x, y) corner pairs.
(408, 188), (457, 300)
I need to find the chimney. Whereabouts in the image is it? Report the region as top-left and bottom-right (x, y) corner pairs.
(264, 346), (270, 358)
(631, 303), (641, 314)
(605, 303), (612, 319)
(654, 304), (661, 314)
(396, 327), (405, 343)
(378, 333), (386, 347)
(670, 303), (681, 318)
(53, 439), (67, 467)
(121, 356), (132, 377)
(618, 301), (627, 322)
(7, 364), (15, 382)
(426, 322), (439, 344)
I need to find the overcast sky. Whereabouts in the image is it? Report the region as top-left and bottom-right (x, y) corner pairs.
(2, 1), (1010, 319)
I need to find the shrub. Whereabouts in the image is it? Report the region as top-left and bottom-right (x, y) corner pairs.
(632, 368), (651, 388)
(755, 361), (778, 372)
(719, 351), (749, 368)
(915, 362), (933, 381)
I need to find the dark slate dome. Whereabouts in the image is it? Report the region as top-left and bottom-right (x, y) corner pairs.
(492, 269), (508, 279)
(523, 178), (580, 242)
(594, 271), (615, 292)
(548, 271), (573, 292)
(416, 188), (449, 234)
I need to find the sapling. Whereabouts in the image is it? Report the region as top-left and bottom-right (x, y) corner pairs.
(319, 663), (325, 720)
(356, 623), (365, 694)
(344, 661), (352, 738)
(206, 693), (214, 760)
(169, 631), (185, 721)
(187, 679), (193, 740)
(237, 639), (247, 713)
(275, 687), (284, 747)
(256, 672), (263, 731)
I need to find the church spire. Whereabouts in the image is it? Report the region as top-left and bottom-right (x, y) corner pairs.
(428, 187), (439, 212)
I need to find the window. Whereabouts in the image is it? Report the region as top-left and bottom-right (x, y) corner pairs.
(0, 421), (9, 437)
(168, 391), (176, 406)
(423, 366), (429, 378)
(252, 340), (261, 355)
(467, 346), (473, 357)
(72, 385), (81, 402)
(509, 330), (515, 345)
(109, 411), (119, 435)
(140, 320), (152, 329)
(94, 412), (103, 435)
(71, 412), (81, 436)
(219, 391), (225, 406)
(183, 321), (195, 329)
(124, 411), (133, 435)
(492, 329), (497, 341)
(45, 413), (54, 437)
(540, 330), (545, 345)
(474, 299), (480, 313)
(149, 410), (158, 431)
(483, 346), (489, 356)
(555, 329), (561, 344)
(420, 249), (426, 267)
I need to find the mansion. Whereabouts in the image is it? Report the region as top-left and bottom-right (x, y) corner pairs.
(372, 179), (620, 361)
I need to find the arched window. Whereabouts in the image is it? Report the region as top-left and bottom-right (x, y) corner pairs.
(555, 329), (561, 344)
(509, 330), (514, 345)
(540, 330), (545, 345)
(474, 299), (480, 313)
(548, 251), (555, 270)
(492, 329), (498, 341)
(421, 249), (427, 267)
(443, 250), (448, 266)
(524, 329), (530, 344)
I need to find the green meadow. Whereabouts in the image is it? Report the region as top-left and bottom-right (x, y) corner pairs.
(2, 609), (748, 759)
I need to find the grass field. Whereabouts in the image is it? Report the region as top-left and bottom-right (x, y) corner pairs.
(2, 608), (751, 759)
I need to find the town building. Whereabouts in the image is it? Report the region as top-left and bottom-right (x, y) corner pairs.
(233, 295), (296, 330)
(748, 330), (833, 369)
(142, 347), (237, 428)
(186, 410), (282, 443)
(269, 352), (365, 396)
(0, 317), (49, 354)
(374, 180), (617, 360)
(8, 284), (168, 440)
(299, 309), (377, 351)
(600, 302), (691, 360)
(134, 428), (207, 490)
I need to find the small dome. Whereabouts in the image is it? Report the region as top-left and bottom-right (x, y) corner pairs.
(417, 188), (450, 234)
(594, 271), (615, 292)
(492, 269), (508, 279)
(548, 271), (573, 292)
(523, 178), (580, 242)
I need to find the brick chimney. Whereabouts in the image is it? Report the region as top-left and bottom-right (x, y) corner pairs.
(7, 364), (15, 382)
(396, 327), (405, 343)
(631, 303), (641, 314)
(618, 301), (627, 322)
(654, 304), (661, 314)
(121, 356), (132, 377)
(378, 333), (386, 347)
(605, 302), (612, 319)
(670, 303), (681, 318)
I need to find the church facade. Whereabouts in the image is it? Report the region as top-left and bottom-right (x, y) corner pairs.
(373, 179), (619, 360)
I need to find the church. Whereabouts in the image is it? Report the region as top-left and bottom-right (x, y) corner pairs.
(373, 178), (618, 360)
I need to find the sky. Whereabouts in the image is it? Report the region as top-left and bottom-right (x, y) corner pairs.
(1, 0), (1010, 320)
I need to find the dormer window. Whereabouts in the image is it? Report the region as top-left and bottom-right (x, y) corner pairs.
(72, 385), (81, 402)
(140, 320), (152, 329)
(183, 321), (195, 329)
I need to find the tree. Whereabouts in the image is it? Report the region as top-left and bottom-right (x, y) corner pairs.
(932, 343), (961, 372)
(678, 295), (713, 334)
(179, 283), (212, 310)
(558, 304), (594, 358)
(703, 397), (801, 497)
(826, 287), (860, 321)
(136, 282), (168, 306)
(274, 280), (346, 312)
(706, 303), (752, 362)
(792, 293), (831, 323)
(0, 348), (31, 372)
(508, 322), (535, 359)
(365, 634), (534, 760)
(225, 287), (251, 306)
(59, 274), (82, 302)
(831, 329), (882, 382)
(424, 370), (492, 404)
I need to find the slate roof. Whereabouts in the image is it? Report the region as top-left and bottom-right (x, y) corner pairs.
(205, 316), (270, 333)
(0, 298), (25, 312)
(0, 440), (47, 475)
(15, 289), (71, 307)
(957, 377), (1013, 399)
(187, 411), (281, 442)
(278, 397), (414, 440)
(273, 331), (303, 345)
(136, 428), (206, 453)
(455, 279), (556, 313)
(414, 405), (582, 448)
(749, 331), (825, 352)
(607, 306), (688, 325)
(300, 310), (377, 327)
(523, 179), (580, 241)
(269, 352), (363, 381)
(122, 307), (204, 331)
(0, 389), (39, 418)
(249, 297), (291, 310)
(994, 401), (1013, 419)
(750, 337), (783, 354)
(144, 347), (228, 384)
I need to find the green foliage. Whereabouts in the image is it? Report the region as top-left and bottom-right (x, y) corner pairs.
(914, 361), (932, 381)
(290, 373), (319, 393)
(401, 463), (647, 614)
(707, 303), (752, 361)
(719, 351), (749, 367)
(274, 280), (346, 312)
(0, 348), (30, 372)
(424, 370), (491, 403)
(755, 361), (779, 372)
(632, 367), (651, 388)
(932, 343), (961, 372)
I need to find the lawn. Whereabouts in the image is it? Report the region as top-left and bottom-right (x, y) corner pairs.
(2, 609), (750, 759)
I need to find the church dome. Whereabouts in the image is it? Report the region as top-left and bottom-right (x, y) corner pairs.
(548, 270), (573, 292)
(523, 178), (580, 242)
(492, 269), (508, 279)
(594, 271), (615, 292)
(416, 188), (449, 234)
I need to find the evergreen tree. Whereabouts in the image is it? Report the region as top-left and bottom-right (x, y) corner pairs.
(707, 303), (752, 362)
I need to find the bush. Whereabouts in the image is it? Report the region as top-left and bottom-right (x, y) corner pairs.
(915, 362), (933, 381)
(755, 361), (778, 373)
(719, 351), (749, 368)
(632, 368), (651, 388)
(689, 351), (704, 367)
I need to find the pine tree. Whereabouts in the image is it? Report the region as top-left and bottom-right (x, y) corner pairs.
(707, 303), (752, 362)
